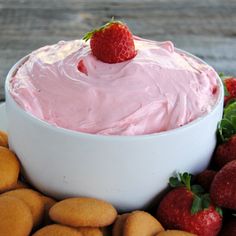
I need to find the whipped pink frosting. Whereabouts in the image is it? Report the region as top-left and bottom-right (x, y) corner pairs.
(9, 37), (219, 135)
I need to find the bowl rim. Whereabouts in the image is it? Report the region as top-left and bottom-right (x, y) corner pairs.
(5, 47), (224, 140)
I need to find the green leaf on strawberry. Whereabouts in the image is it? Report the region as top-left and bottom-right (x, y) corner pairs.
(191, 193), (218, 215)
(83, 17), (120, 42)
(169, 176), (184, 188)
(218, 101), (236, 142)
(216, 207), (223, 217)
(191, 195), (202, 214)
(191, 185), (205, 195)
(169, 172), (193, 190)
(191, 193), (213, 215)
(219, 72), (230, 96)
(202, 194), (211, 209)
(169, 173), (222, 215)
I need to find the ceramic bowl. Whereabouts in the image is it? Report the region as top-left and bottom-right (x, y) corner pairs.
(5, 53), (224, 211)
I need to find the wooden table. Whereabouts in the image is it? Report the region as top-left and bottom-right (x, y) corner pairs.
(0, 0), (236, 101)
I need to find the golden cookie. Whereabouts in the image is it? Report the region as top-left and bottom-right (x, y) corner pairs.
(0, 147), (20, 193)
(112, 213), (130, 236)
(0, 130), (8, 148)
(77, 227), (103, 236)
(49, 197), (117, 227)
(41, 195), (57, 225)
(0, 196), (33, 236)
(2, 188), (44, 227)
(123, 211), (164, 236)
(32, 224), (82, 236)
(156, 230), (196, 236)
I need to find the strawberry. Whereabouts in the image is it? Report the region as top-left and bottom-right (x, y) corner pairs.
(219, 217), (236, 236)
(219, 73), (236, 105)
(195, 170), (217, 191)
(156, 173), (222, 236)
(77, 59), (88, 75)
(213, 134), (236, 168)
(210, 160), (236, 210)
(83, 18), (136, 63)
(224, 77), (236, 104)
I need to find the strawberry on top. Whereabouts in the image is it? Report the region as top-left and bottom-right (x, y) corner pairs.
(83, 18), (136, 63)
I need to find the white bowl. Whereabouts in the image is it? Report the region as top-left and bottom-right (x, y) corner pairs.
(5, 53), (224, 211)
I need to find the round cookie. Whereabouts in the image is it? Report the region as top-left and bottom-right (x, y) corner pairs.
(123, 211), (164, 236)
(112, 213), (130, 236)
(0, 130), (8, 148)
(2, 188), (44, 227)
(156, 230), (196, 236)
(49, 197), (117, 227)
(77, 227), (103, 236)
(0, 196), (33, 236)
(41, 195), (57, 225)
(0, 147), (20, 193)
(32, 224), (82, 236)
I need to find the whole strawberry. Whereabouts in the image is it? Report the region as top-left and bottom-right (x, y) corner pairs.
(195, 170), (217, 191)
(83, 18), (136, 63)
(219, 73), (236, 105)
(213, 134), (236, 168)
(157, 173), (222, 236)
(210, 160), (236, 210)
(224, 77), (236, 104)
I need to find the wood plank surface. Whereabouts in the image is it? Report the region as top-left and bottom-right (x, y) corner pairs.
(0, 0), (236, 101)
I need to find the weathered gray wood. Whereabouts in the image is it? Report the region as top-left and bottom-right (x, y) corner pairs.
(0, 0), (236, 101)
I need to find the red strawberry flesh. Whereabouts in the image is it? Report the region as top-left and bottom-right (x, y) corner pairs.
(224, 77), (236, 104)
(213, 135), (236, 168)
(210, 160), (236, 210)
(77, 60), (88, 75)
(195, 170), (217, 191)
(84, 20), (136, 64)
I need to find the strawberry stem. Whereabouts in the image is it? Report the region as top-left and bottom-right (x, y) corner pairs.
(83, 17), (124, 42)
(169, 172), (192, 191)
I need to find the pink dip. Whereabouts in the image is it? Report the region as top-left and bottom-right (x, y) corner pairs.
(9, 37), (219, 135)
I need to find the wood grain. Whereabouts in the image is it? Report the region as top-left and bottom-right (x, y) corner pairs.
(0, 0), (236, 101)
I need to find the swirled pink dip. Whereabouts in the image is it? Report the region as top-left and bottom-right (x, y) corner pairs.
(9, 37), (219, 135)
